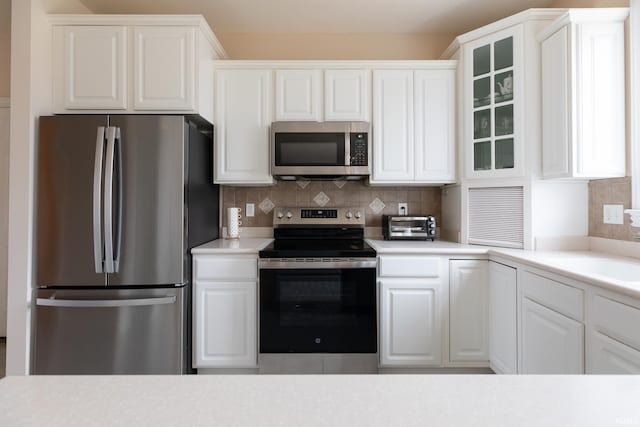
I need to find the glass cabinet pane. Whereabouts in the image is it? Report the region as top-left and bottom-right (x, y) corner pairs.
(474, 109), (491, 140)
(495, 104), (513, 136)
(495, 138), (514, 169)
(473, 44), (490, 77)
(494, 37), (513, 70)
(495, 71), (513, 103)
(474, 77), (491, 108)
(474, 141), (491, 171)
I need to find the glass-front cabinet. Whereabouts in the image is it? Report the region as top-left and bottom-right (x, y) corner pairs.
(465, 26), (522, 178)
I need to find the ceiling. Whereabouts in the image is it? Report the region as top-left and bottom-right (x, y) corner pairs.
(78, 0), (558, 34)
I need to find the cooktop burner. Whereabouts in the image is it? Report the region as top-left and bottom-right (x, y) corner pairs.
(259, 207), (376, 259)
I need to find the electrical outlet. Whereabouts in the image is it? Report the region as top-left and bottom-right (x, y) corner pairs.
(246, 203), (255, 217)
(398, 203), (408, 215)
(603, 204), (624, 225)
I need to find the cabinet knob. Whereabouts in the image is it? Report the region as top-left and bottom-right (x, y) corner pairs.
(286, 211), (293, 219)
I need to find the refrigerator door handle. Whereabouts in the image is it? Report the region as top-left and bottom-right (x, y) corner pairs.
(93, 126), (106, 273)
(104, 126), (117, 274)
(113, 127), (123, 272)
(36, 295), (177, 308)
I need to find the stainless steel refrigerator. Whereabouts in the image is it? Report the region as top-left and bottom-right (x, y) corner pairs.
(33, 115), (219, 374)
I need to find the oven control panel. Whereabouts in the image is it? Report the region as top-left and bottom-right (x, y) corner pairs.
(273, 207), (365, 226)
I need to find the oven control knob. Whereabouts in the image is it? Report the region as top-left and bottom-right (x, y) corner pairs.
(286, 211), (293, 219)
(355, 211), (362, 219)
(276, 211), (284, 219)
(345, 211), (353, 219)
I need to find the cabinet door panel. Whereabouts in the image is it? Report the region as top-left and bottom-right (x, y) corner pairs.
(194, 281), (257, 367)
(324, 69), (370, 121)
(414, 70), (455, 182)
(541, 26), (570, 178)
(372, 70), (414, 181)
(133, 26), (195, 110)
(380, 279), (441, 366)
(588, 331), (640, 374)
(521, 298), (584, 374)
(215, 69), (273, 184)
(489, 261), (517, 374)
(63, 26), (127, 110)
(275, 70), (321, 121)
(450, 260), (489, 362)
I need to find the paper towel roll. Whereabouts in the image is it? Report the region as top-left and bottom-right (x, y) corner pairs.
(226, 207), (242, 239)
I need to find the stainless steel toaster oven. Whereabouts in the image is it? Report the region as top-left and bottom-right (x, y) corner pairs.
(382, 215), (436, 241)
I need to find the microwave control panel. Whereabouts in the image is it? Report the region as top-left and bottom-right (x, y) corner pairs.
(350, 133), (368, 166)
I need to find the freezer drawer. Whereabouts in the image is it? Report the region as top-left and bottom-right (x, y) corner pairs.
(33, 287), (185, 374)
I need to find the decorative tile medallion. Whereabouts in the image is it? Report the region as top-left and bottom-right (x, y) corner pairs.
(296, 180), (310, 189)
(333, 179), (347, 189)
(369, 197), (386, 214)
(313, 191), (330, 207)
(258, 197), (275, 214)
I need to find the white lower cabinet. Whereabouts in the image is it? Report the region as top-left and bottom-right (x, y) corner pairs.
(589, 331), (640, 374)
(194, 281), (257, 368)
(488, 261), (517, 374)
(380, 278), (442, 366)
(449, 260), (489, 362)
(521, 297), (584, 374)
(193, 255), (258, 369)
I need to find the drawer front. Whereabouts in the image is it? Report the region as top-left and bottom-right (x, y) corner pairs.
(379, 256), (440, 278)
(194, 256), (257, 281)
(522, 271), (583, 321)
(593, 295), (640, 352)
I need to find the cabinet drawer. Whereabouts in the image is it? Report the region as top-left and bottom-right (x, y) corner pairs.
(379, 256), (440, 278)
(194, 256), (257, 281)
(522, 271), (583, 321)
(593, 296), (640, 352)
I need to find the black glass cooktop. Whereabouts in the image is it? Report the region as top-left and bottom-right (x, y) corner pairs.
(259, 239), (376, 258)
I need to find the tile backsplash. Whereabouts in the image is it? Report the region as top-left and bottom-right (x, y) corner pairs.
(222, 180), (441, 230)
(589, 177), (636, 241)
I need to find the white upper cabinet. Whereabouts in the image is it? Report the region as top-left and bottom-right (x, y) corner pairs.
(324, 69), (371, 121)
(214, 69), (273, 184)
(372, 70), (415, 182)
(539, 9), (627, 179)
(132, 26), (195, 111)
(372, 66), (456, 184)
(51, 15), (226, 121)
(414, 69), (456, 182)
(275, 70), (322, 121)
(59, 26), (127, 110)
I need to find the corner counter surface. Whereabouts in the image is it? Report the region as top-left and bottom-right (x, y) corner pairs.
(0, 375), (638, 426)
(191, 238), (273, 254)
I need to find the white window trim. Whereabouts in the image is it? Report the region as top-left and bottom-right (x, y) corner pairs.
(626, 0), (640, 226)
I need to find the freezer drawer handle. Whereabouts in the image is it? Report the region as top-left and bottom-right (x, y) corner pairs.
(36, 295), (177, 308)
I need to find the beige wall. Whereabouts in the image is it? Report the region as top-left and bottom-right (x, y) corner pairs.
(216, 32), (456, 60)
(550, 0), (627, 6)
(0, 0), (10, 97)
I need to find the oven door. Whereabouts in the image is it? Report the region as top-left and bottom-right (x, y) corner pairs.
(259, 260), (377, 353)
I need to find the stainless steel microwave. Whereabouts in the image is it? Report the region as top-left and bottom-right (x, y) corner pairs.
(271, 121), (370, 179)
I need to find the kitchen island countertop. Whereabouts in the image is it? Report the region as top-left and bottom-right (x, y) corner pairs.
(0, 374), (639, 426)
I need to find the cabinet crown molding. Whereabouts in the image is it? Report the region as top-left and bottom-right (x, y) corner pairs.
(212, 60), (457, 70)
(48, 14), (228, 59)
(537, 7), (629, 41)
(441, 8), (566, 59)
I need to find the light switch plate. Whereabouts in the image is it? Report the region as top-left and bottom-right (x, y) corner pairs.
(246, 203), (255, 217)
(603, 204), (624, 225)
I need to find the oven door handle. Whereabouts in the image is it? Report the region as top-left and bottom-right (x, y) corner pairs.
(258, 258), (377, 269)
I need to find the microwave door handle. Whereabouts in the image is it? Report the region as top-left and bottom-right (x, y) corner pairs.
(344, 132), (350, 166)
(93, 127), (106, 273)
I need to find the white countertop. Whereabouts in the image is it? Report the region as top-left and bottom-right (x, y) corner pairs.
(191, 238), (273, 254)
(366, 239), (489, 255)
(1, 375), (639, 426)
